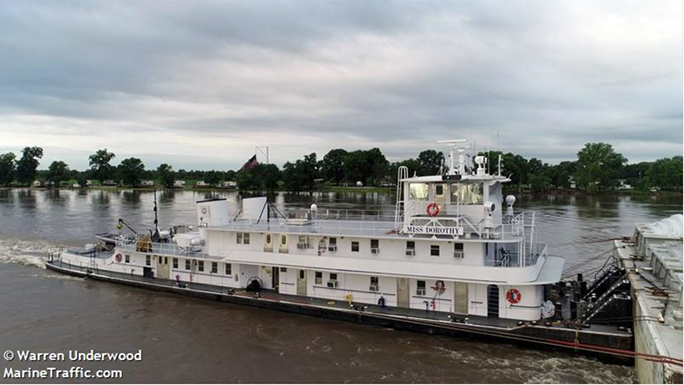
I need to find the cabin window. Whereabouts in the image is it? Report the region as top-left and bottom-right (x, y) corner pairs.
(370, 276), (379, 291)
(237, 232), (250, 244)
(435, 183), (445, 197)
(198, 261), (204, 272)
(185, 259), (191, 270)
(454, 243), (464, 258)
(417, 280), (426, 296)
(281, 235), (287, 245)
(211, 262), (218, 273)
(146, 255), (151, 266)
(451, 183), (483, 205)
(406, 241), (415, 250)
(330, 273), (338, 281)
(315, 271), (322, 285)
(370, 239), (379, 248)
(329, 237), (337, 246)
(266, 234), (272, 244)
(299, 270), (305, 279)
(280, 267), (287, 273)
(225, 263), (232, 275)
(351, 241), (360, 252)
(431, 245), (440, 257)
(164, 257), (168, 264)
(409, 183), (429, 200)
(125, 254), (130, 263)
(173, 258), (178, 268)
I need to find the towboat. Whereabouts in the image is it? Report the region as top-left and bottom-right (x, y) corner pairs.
(47, 140), (634, 359)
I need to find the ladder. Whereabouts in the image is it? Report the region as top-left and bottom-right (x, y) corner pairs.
(394, 166), (409, 228)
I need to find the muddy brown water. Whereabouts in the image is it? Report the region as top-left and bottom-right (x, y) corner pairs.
(1, 189), (681, 383)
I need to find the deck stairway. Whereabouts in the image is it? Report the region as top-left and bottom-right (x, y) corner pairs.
(582, 270), (631, 326)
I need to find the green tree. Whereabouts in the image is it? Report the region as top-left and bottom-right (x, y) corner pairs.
(0, 152), (17, 186)
(281, 153), (319, 191)
(321, 149), (348, 185)
(157, 163), (175, 189)
(118, 157), (146, 187)
(89, 149), (116, 181)
(417, 150), (444, 175)
(47, 161), (70, 186)
(204, 170), (222, 186)
(575, 142), (627, 194)
(645, 156), (683, 191)
(16, 146), (44, 186)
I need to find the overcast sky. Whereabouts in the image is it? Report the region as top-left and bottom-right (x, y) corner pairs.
(0, 0), (681, 171)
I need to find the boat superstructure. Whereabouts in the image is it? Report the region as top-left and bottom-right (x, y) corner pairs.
(55, 140), (564, 322)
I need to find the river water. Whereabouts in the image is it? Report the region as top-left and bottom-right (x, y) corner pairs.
(0, 189), (681, 383)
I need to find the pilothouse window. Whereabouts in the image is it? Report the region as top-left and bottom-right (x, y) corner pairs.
(451, 183), (483, 205)
(409, 183), (429, 200)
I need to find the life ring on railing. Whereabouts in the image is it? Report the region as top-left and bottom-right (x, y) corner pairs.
(506, 288), (522, 304)
(115, 253), (122, 263)
(426, 203), (440, 217)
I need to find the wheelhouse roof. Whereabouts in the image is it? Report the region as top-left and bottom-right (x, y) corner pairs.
(400, 175), (511, 183)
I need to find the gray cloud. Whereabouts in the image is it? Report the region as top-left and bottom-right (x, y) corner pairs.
(0, 0), (681, 170)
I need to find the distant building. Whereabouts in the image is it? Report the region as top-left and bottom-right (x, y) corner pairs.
(356, 181), (364, 187)
(221, 181), (237, 188)
(195, 181), (209, 187)
(173, 180), (186, 188)
(86, 180), (94, 187)
(32, 180), (43, 188)
(568, 177), (577, 190)
(140, 180), (155, 187)
(102, 180), (117, 186)
(617, 179), (633, 190)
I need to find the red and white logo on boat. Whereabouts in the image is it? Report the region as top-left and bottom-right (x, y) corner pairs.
(115, 253), (122, 263)
(506, 288), (521, 304)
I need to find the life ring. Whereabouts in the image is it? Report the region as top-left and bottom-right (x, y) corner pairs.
(426, 203), (440, 217)
(115, 253), (122, 263)
(506, 288), (522, 304)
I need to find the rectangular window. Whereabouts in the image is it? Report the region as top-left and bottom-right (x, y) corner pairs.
(431, 245), (440, 257)
(451, 183), (483, 205)
(370, 239), (379, 248)
(330, 273), (338, 281)
(211, 262), (217, 273)
(370, 276), (379, 291)
(237, 232), (243, 244)
(198, 261), (204, 272)
(146, 255), (151, 266)
(409, 183), (429, 200)
(173, 258), (178, 268)
(454, 243), (464, 258)
(244, 233), (250, 244)
(417, 280), (426, 296)
(351, 241), (359, 252)
(125, 254), (130, 263)
(329, 237), (337, 246)
(164, 257), (168, 264)
(407, 241), (415, 250)
(315, 271), (322, 285)
(435, 183), (445, 197)
(185, 259), (191, 270)
(280, 267), (287, 273)
(225, 263), (232, 275)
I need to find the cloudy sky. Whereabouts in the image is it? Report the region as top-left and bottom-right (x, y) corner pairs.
(0, 0), (681, 171)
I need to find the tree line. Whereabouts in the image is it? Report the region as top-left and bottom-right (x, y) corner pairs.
(0, 143), (681, 194)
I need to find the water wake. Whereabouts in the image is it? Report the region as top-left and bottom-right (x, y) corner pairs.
(0, 237), (67, 269)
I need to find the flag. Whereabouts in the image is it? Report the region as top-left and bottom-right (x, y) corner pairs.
(240, 154), (258, 172)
